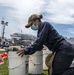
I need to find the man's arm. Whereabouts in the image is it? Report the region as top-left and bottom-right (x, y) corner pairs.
(25, 23), (50, 55)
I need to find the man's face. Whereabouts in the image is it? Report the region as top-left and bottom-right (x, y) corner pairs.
(33, 19), (40, 26)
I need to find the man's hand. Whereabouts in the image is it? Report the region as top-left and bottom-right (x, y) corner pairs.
(17, 48), (25, 57)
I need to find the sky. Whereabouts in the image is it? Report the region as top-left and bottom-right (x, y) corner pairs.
(0, 0), (74, 38)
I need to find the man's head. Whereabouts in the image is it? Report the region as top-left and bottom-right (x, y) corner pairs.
(25, 14), (43, 28)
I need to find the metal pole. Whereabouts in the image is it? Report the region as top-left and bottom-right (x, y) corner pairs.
(1, 19), (8, 39)
(2, 23), (5, 39)
(0, 19), (8, 48)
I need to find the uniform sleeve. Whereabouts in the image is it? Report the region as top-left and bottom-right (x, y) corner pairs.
(24, 23), (50, 55)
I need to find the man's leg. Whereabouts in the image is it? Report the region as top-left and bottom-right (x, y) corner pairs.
(52, 49), (74, 75)
(61, 68), (74, 75)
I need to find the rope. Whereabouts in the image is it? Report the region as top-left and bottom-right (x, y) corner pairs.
(30, 61), (42, 66)
(8, 58), (28, 69)
(29, 56), (42, 66)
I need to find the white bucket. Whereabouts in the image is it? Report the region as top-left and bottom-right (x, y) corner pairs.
(43, 50), (52, 70)
(8, 51), (29, 75)
(29, 51), (43, 74)
(70, 60), (74, 67)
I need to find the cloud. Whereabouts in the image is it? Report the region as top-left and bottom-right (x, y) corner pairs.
(65, 28), (74, 34)
(0, 0), (74, 38)
(43, 0), (74, 24)
(0, 0), (45, 38)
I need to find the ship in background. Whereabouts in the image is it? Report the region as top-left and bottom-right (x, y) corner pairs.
(10, 33), (36, 46)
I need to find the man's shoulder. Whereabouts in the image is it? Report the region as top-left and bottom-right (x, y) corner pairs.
(41, 22), (52, 28)
(42, 22), (51, 25)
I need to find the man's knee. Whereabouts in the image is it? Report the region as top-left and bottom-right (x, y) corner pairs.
(62, 69), (74, 75)
(52, 69), (74, 75)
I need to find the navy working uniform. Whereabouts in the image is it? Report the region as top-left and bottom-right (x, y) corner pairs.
(25, 22), (74, 75)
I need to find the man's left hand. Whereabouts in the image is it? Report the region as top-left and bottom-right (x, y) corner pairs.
(17, 48), (25, 57)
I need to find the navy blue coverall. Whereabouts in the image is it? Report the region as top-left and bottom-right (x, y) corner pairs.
(25, 22), (74, 75)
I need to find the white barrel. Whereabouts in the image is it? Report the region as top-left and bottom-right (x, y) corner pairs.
(29, 51), (43, 74)
(43, 50), (52, 70)
(70, 60), (74, 67)
(8, 51), (29, 75)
